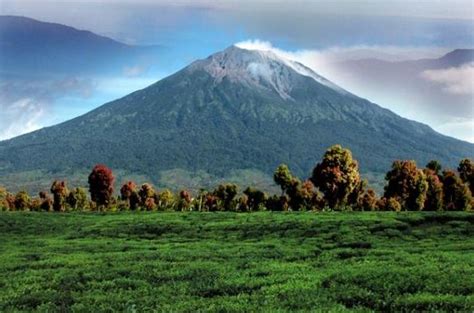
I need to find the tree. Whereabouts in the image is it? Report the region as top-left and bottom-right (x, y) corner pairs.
(458, 159), (474, 195)
(213, 183), (238, 211)
(377, 197), (401, 212)
(66, 187), (89, 211)
(50, 180), (69, 212)
(274, 164), (294, 196)
(138, 183), (156, 209)
(236, 194), (249, 212)
(443, 170), (472, 211)
(156, 189), (175, 210)
(120, 181), (139, 210)
(310, 145), (361, 208)
(348, 180), (368, 208)
(426, 160), (442, 176)
(0, 187), (9, 211)
(177, 190), (192, 211)
(423, 169), (443, 211)
(358, 189), (378, 211)
(266, 195), (289, 211)
(88, 164), (115, 209)
(39, 191), (53, 211)
(243, 187), (267, 211)
(14, 191), (30, 211)
(144, 197), (157, 210)
(384, 160), (428, 211)
(274, 164), (319, 210)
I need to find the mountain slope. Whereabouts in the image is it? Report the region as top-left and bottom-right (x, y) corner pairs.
(0, 46), (472, 192)
(0, 15), (161, 76)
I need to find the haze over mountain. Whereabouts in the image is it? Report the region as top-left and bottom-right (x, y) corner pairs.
(321, 49), (474, 142)
(0, 46), (472, 193)
(0, 15), (165, 140)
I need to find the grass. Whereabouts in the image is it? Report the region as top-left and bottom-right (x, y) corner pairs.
(0, 212), (473, 312)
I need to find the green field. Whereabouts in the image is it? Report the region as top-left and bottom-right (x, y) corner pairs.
(0, 212), (473, 312)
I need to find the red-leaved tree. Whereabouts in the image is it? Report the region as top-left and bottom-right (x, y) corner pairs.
(88, 164), (115, 208)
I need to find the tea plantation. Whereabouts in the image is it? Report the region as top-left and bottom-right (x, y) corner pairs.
(0, 212), (473, 312)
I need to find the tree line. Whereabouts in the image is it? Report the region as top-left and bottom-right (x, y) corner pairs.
(1, 145), (472, 212)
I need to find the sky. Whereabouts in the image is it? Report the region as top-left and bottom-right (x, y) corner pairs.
(0, 0), (473, 142)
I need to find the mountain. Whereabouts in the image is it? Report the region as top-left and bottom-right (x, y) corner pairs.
(0, 46), (473, 193)
(0, 15), (161, 76)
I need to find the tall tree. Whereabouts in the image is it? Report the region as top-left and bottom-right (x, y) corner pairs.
(310, 145), (361, 208)
(273, 164), (294, 196)
(50, 180), (69, 212)
(443, 170), (472, 211)
(458, 159), (474, 195)
(120, 181), (139, 210)
(177, 190), (192, 211)
(384, 160), (428, 211)
(423, 169), (444, 211)
(138, 183), (156, 209)
(88, 164), (115, 208)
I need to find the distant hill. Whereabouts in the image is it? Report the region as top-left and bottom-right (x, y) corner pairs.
(0, 46), (472, 193)
(0, 15), (161, 76)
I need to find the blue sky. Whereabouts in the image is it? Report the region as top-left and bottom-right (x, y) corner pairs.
(0, 0), (473, 141)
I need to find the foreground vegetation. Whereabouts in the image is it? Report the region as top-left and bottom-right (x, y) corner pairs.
(0, 211), (473, 312)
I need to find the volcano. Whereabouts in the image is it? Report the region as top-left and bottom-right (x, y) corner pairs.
(1, 45), (472, 192)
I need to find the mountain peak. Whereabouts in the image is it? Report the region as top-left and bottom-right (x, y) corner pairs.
(188, 45), (346, 99)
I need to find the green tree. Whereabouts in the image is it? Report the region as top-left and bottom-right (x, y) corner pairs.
(384, 160), (428, 211)
(310, 145), (361, 209)
(243, 187), (267, 211)
(66, 187), (89, 211)
(213, 183), (238, 211)
(156, 189), (175, 210)
(273, 164), (294, 196)
(265, 195), (289, 211)
(426, 160), (442, 176)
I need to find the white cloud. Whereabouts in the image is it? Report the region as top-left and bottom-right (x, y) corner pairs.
(123, 65), (147, 77)
(421, 63), (474, 95)
(0, 98), (45, 140)
(436, 118), (474, 143)
(236, 39), (449, 64)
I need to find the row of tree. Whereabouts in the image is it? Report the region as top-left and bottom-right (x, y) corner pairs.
(1, 145), (472, 212)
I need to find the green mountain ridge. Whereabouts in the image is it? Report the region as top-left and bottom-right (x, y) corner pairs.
(0, 46), (472, 193)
